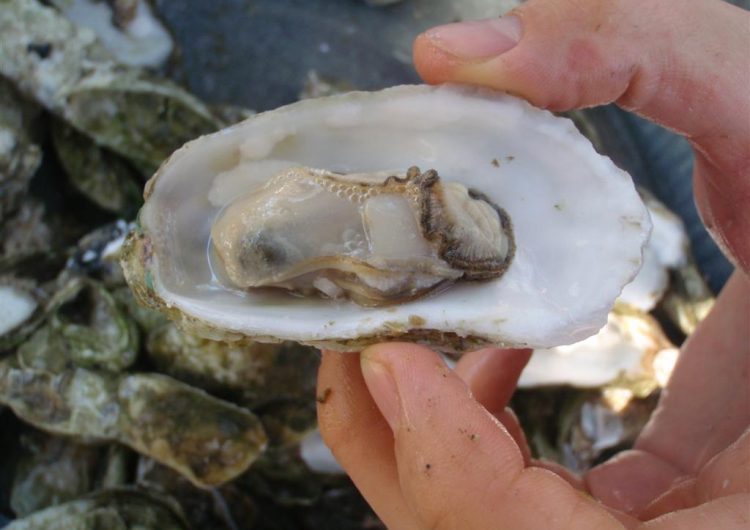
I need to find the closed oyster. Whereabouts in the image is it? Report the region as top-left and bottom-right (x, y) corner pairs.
(211, 166), (513, 306)
(5, 488), (189, 530)
(0, 0), (221, 173)
(0, 201), (52, 261)
(52, 120), (142, 216)
(10, 431), (105, 517)
(0, 79), (41, 222)
(122, 85), (651, 351)
(0, 358), (267, 487)
(145, 324), (318, 408)
(17, 277), (139, 373)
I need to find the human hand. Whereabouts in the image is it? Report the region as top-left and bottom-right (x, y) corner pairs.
(316, 0), (750, 528)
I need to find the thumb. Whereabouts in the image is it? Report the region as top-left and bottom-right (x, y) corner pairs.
(414, 0), (750, 272)
(360, 343), (623, 530)
(414, 0), (748, 133)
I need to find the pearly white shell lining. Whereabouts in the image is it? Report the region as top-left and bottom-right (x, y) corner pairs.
(139, 85), (651, 349)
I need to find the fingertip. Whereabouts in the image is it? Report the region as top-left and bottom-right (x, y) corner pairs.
(412, 33), (463, 85)
(412, 33), (434, 79)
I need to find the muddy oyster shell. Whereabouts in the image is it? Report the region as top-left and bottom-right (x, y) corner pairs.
(0, 357), (267, 488)
(5, 488), (189, 530)
(122, 85), (650, 351)
(0, 79), (41, 223)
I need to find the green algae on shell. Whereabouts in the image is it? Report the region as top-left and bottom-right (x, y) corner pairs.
(5, 488), (189, 530)
(146, 323), (319, 408)
(52, 120), (142, 215)
(0, 0), (221, 172)
(10, 431), (106, 517)
(0, 201), (53, 262)
(0, 357), (268, 487)
(0, 78), (42, 222)
(16, 277), (139, 372)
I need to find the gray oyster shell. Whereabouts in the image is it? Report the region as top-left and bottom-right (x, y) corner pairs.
(16, 278), (139, 373)
(10, 431), (105, 517)
(52, 120), (142, 215)
(0, 79), (41, 222)
(145, 323), (318, 408)
(0, 201), (52, 261)
(5, 488), (189, 530)
(0, 358), (268, 487)
(0, 0), (221, 172)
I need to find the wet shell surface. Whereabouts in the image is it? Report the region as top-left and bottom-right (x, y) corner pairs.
(210, 165), (514, 306)
(122, 84), (651, 351)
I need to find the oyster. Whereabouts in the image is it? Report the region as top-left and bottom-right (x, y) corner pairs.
(137, 458), (259, 529)
(66, 220), (133, 287)
(0, 275), (47, 351)
(0, 79), (42, 223)
(145, 324), (319, 408)
(0, 358), (268, 487)
(122, 85), (651, 351)
(211, 166), (514, 306)
(514, 389), (657, 474)
(519, 304), (675, 391)
(10, 431), (104, 516)
(0, 0), (221, 173)
(52, 120), (142, 215)
(16, 277), (139, 373)
(5, 488), (189, 530)
(618, 191), (690, 311)
(0, 201), (52, 261)
(50, 0), (174, 68)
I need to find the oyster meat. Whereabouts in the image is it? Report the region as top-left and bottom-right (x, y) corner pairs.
(211, 166), (513, 306)
(122, 85), (651, 351)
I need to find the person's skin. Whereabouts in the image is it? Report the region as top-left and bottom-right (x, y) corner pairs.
(317, 0), (750, 528)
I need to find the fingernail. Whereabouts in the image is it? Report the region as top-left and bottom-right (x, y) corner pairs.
(361, 351), (400, 430)
(425, 15), (522, 60)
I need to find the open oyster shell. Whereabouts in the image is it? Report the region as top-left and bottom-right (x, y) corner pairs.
(122, 85), (650, 351)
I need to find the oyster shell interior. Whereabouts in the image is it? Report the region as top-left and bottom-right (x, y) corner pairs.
(125, 85), (650, 350)
(210, 166), (514, 306)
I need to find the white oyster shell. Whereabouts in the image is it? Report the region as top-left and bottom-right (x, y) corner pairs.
(52, 0), (174, 68)
(619, 193), (689, 311)
(123, 85), (651, 351)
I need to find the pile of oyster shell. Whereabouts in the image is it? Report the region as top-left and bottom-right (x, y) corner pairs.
(0, 1), (716, 528)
